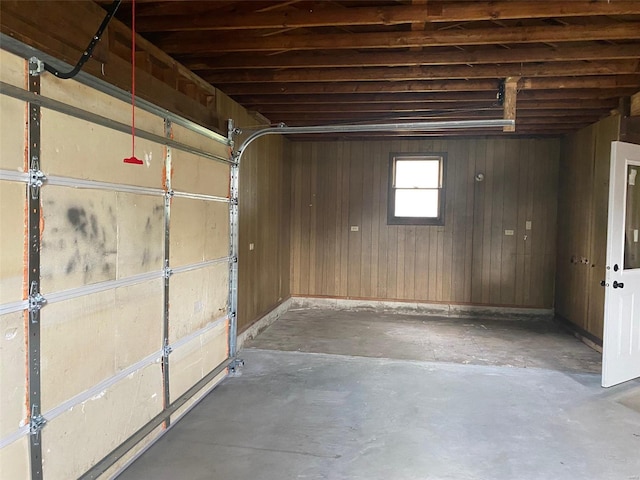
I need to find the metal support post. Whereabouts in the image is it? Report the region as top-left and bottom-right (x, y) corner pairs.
(227, 120), (243, 373)
(161, 119), (173, 426)
(27, 56), (45, 480)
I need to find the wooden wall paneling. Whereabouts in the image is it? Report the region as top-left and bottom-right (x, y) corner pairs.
(308, 143), (318, 295)
(40, 280), (164, 411)
(290, 137), (559, 308)
(41, 110), (164, 188)
(290, 142), (303, 294)
(168, 319), (228, 400)
(470, 138), (486, 304)
(0, 181), (25, 304)
(0, 311), (26, 439)
(587, 115), (621, 337)
(543, 139), (561, 307)
(500, 140), (520, 304)
(556, 126), (594, 324)
(360, 142), (375, 298)
(318, 143), (336, 296)
(41, 362), (163, 480)
(0, 435), (29, 479)
(347, 142), (364, 297)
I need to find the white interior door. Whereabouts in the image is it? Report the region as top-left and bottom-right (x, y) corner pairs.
(602, 141), (640, 388)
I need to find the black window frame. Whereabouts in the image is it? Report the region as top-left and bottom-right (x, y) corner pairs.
(387, 152), (447, 226)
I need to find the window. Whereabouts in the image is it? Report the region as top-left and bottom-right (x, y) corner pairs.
(388, 153), (446, 225)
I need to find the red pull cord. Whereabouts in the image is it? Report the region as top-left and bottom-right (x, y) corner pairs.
(124, 0), (143, 165)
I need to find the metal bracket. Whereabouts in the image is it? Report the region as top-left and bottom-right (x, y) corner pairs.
(162, 344), (173, 357)
(28, 167), (47, 200)
(228, 357), (244, 376)
(28, 57), (45, 77)
(162, 266), (173, 279)
(164, 189), (174, 206)
(29, 405), (47, 445)
(28, 281), (47, 323)
(231, 197), (239, 206)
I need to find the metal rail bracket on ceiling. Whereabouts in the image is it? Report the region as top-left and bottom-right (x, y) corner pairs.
(230, 119), (515, 164)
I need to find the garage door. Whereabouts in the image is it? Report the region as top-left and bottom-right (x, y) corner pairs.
(0, 49), (234, 479)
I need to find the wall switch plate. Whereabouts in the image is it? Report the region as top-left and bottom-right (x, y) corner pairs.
(635, 229), (639, 243)
(525, 221), (532, 230)
(505, 229), (515, 236)
(350, 226), (359, 232)
(249, 243), (254, 250)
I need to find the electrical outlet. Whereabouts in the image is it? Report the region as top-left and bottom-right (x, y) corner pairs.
(525, 221), (532, 230)
(350, 226), (359, 232)
(505, 229), (514, 236)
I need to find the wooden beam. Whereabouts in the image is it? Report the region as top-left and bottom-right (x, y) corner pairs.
(503, 76), (520, 132)
(202, 60), (640, 83)
(154, 22), (640, 54)
(253, 99), (617, 114)
(233, 88), (640, 106)
(135, 1), (640, 32)
(180, 44), (640, 71)
(217, 75), (640, 96)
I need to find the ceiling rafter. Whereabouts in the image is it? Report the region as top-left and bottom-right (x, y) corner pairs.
(133, 1), (640, 32)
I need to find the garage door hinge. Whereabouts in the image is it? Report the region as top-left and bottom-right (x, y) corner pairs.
(29, 166), (47, 200)
(29, 406), (47, 444)
(165, 190), (174, 205)
(162, 343), (172, 357)
(163, 265), (173, 279)
(28, 57), (45, 77)
(28, 281), (47, 322)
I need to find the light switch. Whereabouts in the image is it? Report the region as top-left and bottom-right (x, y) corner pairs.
(350, 226), (359, 232)
(505, 229), (514, 236)
(525, 221), (532, 230)
(249, 243), (255, 250)
(634, 229), (639, 243)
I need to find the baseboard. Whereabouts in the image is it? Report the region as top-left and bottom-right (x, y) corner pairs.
(237, 297), (293, 351)
(290, 296), (553, 319)
(554, 314), (603, 352)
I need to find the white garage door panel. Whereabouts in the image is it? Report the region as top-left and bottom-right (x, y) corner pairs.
(40, 279), (163, 411)
(172, 149), (231, 198)
(41, 74), (165, 136)
(169, 263), (230, 343)
(0, 50), (26, 88)
(41, 362), (163, 480)
(41, 187), (118, 293)
(0, 96), (26, 171)
(170, 197), (230, 267)
(0, 435), (30, 479)
(0, 312), (26, 439)
(40, 110), (164, 188)
(0, 181), (25, 304)
(169, 320), (229, 401)
(172, 123), (231, 159)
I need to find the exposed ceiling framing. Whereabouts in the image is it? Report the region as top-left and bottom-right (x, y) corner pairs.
(96, 0), (640, 136)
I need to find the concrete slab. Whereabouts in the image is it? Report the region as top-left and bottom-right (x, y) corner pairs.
(247, 308), (602, 373)
(118, 349), (640, 480)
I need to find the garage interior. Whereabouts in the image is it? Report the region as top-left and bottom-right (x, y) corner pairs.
(1, 1), (640, 479)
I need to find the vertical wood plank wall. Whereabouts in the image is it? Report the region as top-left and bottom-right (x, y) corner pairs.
(556, 115), (621, 341)
(289, 137), (560, 308)
(216, 94), (291, 332)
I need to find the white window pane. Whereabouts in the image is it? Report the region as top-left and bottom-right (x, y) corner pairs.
(395, 189), (439, 217)
(395, 159), (440, 188)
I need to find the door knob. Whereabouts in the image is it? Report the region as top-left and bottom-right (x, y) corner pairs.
(613, 281), (624, 289)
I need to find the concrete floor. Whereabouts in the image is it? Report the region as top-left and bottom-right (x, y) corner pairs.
(118, 308), (640, 480)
